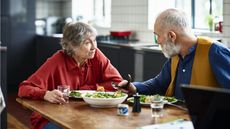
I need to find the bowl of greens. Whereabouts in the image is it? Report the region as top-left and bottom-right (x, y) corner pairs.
(69, 90), (95, 98)
(82, 91), (128, 108)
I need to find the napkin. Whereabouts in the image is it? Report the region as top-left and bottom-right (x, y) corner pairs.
(137, 119), (194, 129)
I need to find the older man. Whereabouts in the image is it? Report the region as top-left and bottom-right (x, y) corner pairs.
(118, 8), (230, 99)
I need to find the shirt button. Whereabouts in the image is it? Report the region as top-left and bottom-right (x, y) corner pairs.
(182, 69), (186, 72)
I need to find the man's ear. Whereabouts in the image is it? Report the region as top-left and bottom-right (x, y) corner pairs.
(168, 31), (176, 42)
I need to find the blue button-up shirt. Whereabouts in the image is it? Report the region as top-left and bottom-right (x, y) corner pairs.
(134, 42), (230, 100)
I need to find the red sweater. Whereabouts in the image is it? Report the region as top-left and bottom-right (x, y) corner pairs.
(18, 49), (122, 129)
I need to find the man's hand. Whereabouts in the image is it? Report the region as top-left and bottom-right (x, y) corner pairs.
(44, 90), (66, 104)
(118, 80), (137, 94)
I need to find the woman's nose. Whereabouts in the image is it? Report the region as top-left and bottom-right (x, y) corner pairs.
(91, 41), (97, 49)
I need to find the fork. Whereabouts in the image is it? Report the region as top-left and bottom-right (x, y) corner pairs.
(164, 102), (188, 112)
(111, 74), (132, 90)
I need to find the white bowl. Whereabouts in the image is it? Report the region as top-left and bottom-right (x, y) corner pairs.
(82, 92), (128, 108)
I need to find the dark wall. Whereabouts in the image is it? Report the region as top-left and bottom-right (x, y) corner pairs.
(1, 0), (10, 128)
(35, 36), (62, 68)
(4, 0), (36, 92)
(1, 0), (36, 127)
(0, 48), (7, 129)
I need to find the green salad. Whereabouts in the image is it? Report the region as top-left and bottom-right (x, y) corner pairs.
(85, 91), (126, 98)
(128, 94), (178, 104)
(69, 91), (82, 98)
(164, 96), (178, 103)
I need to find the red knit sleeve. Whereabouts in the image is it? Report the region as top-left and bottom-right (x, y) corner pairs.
(18, 51), (61, 100)
(95, 49), (123, 91)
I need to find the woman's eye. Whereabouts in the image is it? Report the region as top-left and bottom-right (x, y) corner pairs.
(84, 42), (91, 45)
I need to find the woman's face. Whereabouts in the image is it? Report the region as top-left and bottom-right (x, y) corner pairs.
(73, 35), (97, 60)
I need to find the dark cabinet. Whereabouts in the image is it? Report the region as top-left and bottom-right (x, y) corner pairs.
(119, 48), (135, 79)
(3, 0), (36, 92)
(143, 51), (167, 80)
(35, 36), (62, 68)
(98, 43), (167, 81)
(98, 43), (136, 80)
(0, 0), (9, 16)
(98, 44), (120, 69)
(33, 38), (166, 83)
(0, 47), (7, 129)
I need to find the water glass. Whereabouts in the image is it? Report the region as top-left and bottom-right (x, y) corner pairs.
(150, 95), (164, 118)
(57, 85), (70, 103)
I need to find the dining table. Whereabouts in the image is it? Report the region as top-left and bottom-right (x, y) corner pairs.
(16, 97), (190, 129)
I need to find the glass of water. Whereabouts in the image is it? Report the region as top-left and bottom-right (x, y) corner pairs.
(150, 95), (164, 118)
(57, 85), (70, 103)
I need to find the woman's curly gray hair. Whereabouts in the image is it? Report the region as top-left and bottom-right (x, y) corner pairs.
(60, 22), (97, 56)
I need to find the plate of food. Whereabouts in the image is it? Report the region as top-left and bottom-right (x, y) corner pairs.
(82, 91), (128, 108)
(127, 94), (178, 106)
(69, 90), (96, 98)
(69, 86), (106, 98)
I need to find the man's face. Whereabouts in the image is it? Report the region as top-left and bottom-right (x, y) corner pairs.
(154, 23), (181, 58)
(161, 36), (181, 58)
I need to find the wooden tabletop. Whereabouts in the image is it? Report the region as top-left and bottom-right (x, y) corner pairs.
(16, 98), (190, 129)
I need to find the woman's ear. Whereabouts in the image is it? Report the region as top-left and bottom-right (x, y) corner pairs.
(168, 31), (176, 42)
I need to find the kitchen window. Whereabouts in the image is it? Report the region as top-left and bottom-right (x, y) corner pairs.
(72, 0), (111, 28)
(148, 0), (223, 32)
(194, 0), (223, 31)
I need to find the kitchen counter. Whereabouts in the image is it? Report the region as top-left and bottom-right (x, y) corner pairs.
(97, 40), (162, 52)
(96, 40), (166, 81)
(48, 34), (162, 53)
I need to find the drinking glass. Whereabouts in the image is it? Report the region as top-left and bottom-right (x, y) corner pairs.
(150, 95), (164, 118)
(57, 85), (70, 103)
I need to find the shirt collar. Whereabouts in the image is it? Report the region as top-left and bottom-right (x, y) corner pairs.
(64, 52), (90, 71)
(178, 43), (197, 59)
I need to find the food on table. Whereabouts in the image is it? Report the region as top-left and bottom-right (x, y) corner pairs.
(128, 94), (178, 104)
(69, 91), (82, 98)
(96, 86), (105, 92)
(85, 91), (126, 98)
(163, 96), (178, 103)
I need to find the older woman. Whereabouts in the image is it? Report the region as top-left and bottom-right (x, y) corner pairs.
(18, 22), (122, 129)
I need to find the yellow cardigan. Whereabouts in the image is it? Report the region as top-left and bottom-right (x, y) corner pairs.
(165, 36), (219, 96)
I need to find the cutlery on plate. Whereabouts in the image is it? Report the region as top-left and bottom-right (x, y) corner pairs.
(164, 102), (188, 112)
(111, 74), (132, 90)
(125, 74), (132, 89)
(111, 82), (119, 89)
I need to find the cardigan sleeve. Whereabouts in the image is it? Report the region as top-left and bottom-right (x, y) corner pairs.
(94, 49), (123, 91)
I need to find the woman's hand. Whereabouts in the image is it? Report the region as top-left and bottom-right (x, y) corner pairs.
(118, 80), (137, 94)
(44, 90), (66, 104)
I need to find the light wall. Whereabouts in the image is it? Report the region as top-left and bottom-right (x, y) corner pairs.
(96, 0), (230, 47)
(36, 0), (71, 19)
(223, 0), (230, 46)
(96, 0), (153, 43)
(35, 0), (230, 47)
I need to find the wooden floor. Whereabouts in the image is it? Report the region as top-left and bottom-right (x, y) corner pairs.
(7, 92), (31, 129)
(7, 113), (29, 129)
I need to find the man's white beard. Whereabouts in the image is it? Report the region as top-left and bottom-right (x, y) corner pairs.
(161, 39), (181, 58)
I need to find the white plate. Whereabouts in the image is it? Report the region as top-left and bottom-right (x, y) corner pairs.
(127, 95), (178, 106)
(127, 97), (151, 106)
(69, 90), (96, 98)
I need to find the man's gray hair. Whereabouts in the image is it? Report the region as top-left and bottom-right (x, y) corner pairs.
(60, 22), (97, 56)
(158, 8), (190, 32)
